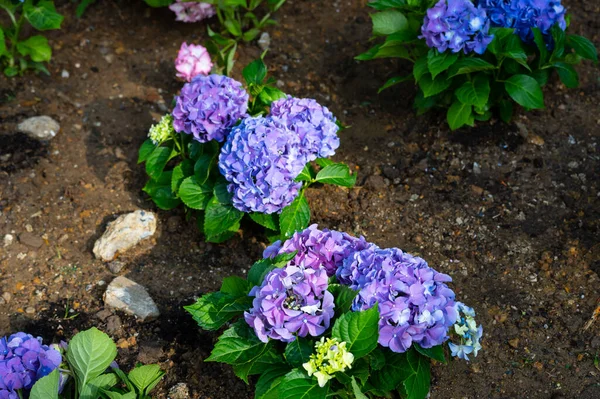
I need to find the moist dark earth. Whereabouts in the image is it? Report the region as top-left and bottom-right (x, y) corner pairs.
(1, 1), (599, 398)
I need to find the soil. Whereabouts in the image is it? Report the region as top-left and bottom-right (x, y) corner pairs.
(1, 0), (599, 398)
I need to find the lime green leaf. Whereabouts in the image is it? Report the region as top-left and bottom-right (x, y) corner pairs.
(247, 259), (277, 287)
(279, 194), (310, 238)
(351, 376), (368, 399)
(331, 305), (379, 359)
(80, 373), (118, 399)
(30, 369), (59, 399)
(315, 163), (356, 187)
(295, 164), (316, 182)
(371, 9), (408, 36)
(24, 1), (63, 30)
(504, 74), (545, 109)
(128, 364), (164, 396)
(184, 292), (252, 330)
(16, 35), (51, 62)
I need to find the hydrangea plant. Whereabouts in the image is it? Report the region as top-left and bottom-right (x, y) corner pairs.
(186, 225), (483, 399)
(357, 0), (598, 130)
(138, 59), (356, 243)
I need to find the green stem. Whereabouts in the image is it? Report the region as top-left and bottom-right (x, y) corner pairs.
(9, 13), (25, 65)
(17, 390), (23, 399)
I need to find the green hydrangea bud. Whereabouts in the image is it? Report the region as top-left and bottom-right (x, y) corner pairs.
(148, 114), (175, 145)
(302, 337), (354, 387)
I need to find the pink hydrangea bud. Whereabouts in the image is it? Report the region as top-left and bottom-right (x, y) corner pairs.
(175, 42), (213, 82)
(169, 0), (215, 23)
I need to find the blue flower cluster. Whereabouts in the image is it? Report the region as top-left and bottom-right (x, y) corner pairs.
(421, 0), (494, 54)
(477, 0), (566, 44)
(0, 333), (61, 397)
(449, 302), (483, 360)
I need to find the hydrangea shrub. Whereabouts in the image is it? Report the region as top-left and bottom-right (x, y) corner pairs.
(186, 225), (483, 399)
(357, 0), (598, 130)
(138, 59), (356, 243)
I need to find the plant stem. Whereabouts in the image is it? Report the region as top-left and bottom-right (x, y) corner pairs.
(9, 13), (25, 66)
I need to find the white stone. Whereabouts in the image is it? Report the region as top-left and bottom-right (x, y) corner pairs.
(258, 32), (270, 51)
(93, 210), (157, 262)
(17, 116), (60, 140)
(3, 234), (14, 247)
(103, 276), (160, 322)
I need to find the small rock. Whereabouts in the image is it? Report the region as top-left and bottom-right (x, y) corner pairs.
(95, 309), (113, 321)
(108, 260), (126, 274)
(508, 338), (519, 348)
(382, 165), (400, 180)
(471, 185), (484, 196)
(93, 210), (157, 262)
(515, 121), (529, 138)
(105, 315), (123, 335)
(257, 32), (270, 51)
(2, 292), (11, 303)
(25, 307), (36, 314)
(0, 154), (11, 162)
(61, 70), (70, 78)
(17, 116), (60, 141)
(166, 216), (182, 233)
(19, 232), (44, 249)
(137, 342), (164, 364)
(103, 276), (160, 322)
(3, 234), (14, 247)
(516, 211), (526, 221)
(528, 134), (545, 146)
(472, 162), (481, 175)
(168, 383), (190, 399)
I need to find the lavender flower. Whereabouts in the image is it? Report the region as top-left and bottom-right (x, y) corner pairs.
(169, 0), (215, 23)
(264, 224), (370, 276)
(477, 0), (566, 44)
(0, 389), (17, 399)
(172, 74), (249, 143)
(244, 265), (335, 343)
(0, 333), (62, 391)
(270, 96), (340, 161)
(339, 246), (458, 353)
(218, 116), (307, 214)
(421, 0), (494, 54)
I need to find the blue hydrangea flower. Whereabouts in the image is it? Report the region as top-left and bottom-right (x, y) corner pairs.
(0, 333), (62, 392)
(449, 302), (483, 361)
(218, 116), (307, 214)
(477, 0), (566, 44)
(421, 0), (494, 54)
(172, 74), (249, 143)
(270, 96), (340, 161)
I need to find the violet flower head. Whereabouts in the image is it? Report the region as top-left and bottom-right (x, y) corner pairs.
(218, 116), (307, 214)
(339, 247), (458, 353)
(0, 389), (17, 399)
(244, 265), (335, 343)
(421, 0), (494, 54)
(477, 0), (566, 44)
(264, 224), (370, 276)
(175, 42), (213, 82)
(172, 74), (249, 143)
(0, 333), (62, 392)
(270, 96), (340, 161)
(169, 0), (215, 23)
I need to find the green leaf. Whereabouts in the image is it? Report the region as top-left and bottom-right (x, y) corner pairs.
(367, 347), (386, 371)
(532, 28), (549, 65)
(258, 86), (287, 105)
(315, 158), (333, 168)
(448, 58), (496, 77)
(249, 212), (279, 230)
(447, 100), (472, 130)
(550, 24), (565, 60)
(331, 305), (379, 359)
(138, 139), (156, 164)
(553, 61), (579, 88)
(102, 391), (136, 399)
(221, 276), (250, 297)
(128, 364), (164, 396)
(213, 176), (233, 204)
(179, 176), (213, 210)
(30, 368), (59, 399)
(567, 34), (598, 62)
(455, 74), (490, 108)
(0, 28), (7, 56)
(16, 35), (51, 62)
(184, 291), (252, 330)
(295, 164), (316, 183)
(256, 368), (289, 399)
(284, 338), (314, 368)
(248, 259), (278, 287)
(351, 376), (368, 399)
(327, 284), (358, 316)
(76, 0), (97, 17)
(24, 1), (63, 30)
(194, 153), (215, 185)
(504, 74), (545, 109)
(204, 196), (243, 241)
(355, 45), (381, 61)
(143, 173), (181, 210)
(80, 373), (118, 399)
(378, 75), (413, 93)
(65, 328), (117, 396)
(224, 19), (242, 37)
(171, 159), (194, 193)
(144, 0), (174, 6)
(419, 73), (451, 98)
(427, 50), (458, 80)
(531, 69), (550, 86)
(279, 369), (327, 399)
(279, 194), (310, 238)
(243, 58), (267, 85)
(145, 146), (172, 180)
(414, 344), (446, 364)
(498, 99), (513, 123)
(402, 350), (431, 399)
(371, 9), (408, 36)
(413, 57), (428, 82)
(315, 163), (356, 187)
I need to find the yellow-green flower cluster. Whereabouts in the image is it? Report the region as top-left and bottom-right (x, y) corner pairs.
(302, 337), (354, 387)
(148, 114), (175, 145)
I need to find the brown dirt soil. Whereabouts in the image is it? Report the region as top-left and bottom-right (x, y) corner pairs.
(1, 0), (599, 398)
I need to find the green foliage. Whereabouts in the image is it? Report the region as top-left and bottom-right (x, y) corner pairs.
(0, 0), (63, 76)
(357, 0), (598, 130)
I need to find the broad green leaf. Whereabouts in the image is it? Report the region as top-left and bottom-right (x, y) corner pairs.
(498, 99), (513, 123)
(249, 212), (279, 230)
(76, 0), (97, 18)
(413, 57), (428, 82)
(243, 28), (261, 42)
(351, 376), (368, 399)
(567, 34), (598, 62)
(368, 347), (386, 371)
(171, 159), (193, 194)
(419, 73), (451, 98)
(184, 291), (252, 330)
(284, 338), (314, 368)
(414, 344), (446, 364)
(427, 50), (458, 80)
(24, 1), (63, 30)
(30, 368), (59, 399)
(279, 194), (310, 238)
(179, 176), (213, 210)
(355, 45), (381, 61)
(372, 43), (411, 60)
(487, 27), (516, 55)
(402, 349), (431, 399)
(368, 0), (407, 10)
(378, 75), (412, 93)
(315, 163), (356, 187)
(143, 174), (181, 210)
(138, 139), (156, 164)
(144, 0), (173, 6)
(455, 74), (490, 108)
(504, 74), (544, 109)
(65, 328), (117, 395)
(16, 35), (51, 62)
(213, 176), (233, 204)
(550, 24), (565, 60)
(279, 369), (327, 399)
(295, 164), (315, 183)
(327, 284), (358, 316)
(80, 373), (118, 399)
(531, 69), (550, 87)
(193, 153), (214, 185)
(447, 100), (472, 131)
(243, 58), (267, 85)
(145, 146), (172, 180)
(532, 28), (548, 65)
(128, 364), (164, 396)
(331, 305), (379, 359)
(382, 30), (418, 47)
(103, 391), (136, 399)
(220, 276), (250, 297)
(248, 259), (276, 287)
(204, 195), (243, 241)
(256, 368), (289, 399)
(371, 9), (408, 36)
(553, 61), (579, 88)
(448, 58), (496, 77)
(258, 86), (287, 105)
(315, 158), (333, 168)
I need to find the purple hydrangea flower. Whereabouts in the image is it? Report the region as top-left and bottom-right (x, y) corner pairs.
(339, 246), (458, 353)
(218, 116), (307, 214)
(264, 224), (370, 276)
(0, 333), (62, 391)
(421, 0), (494, 54)
(270, 96), (340, 161)
(0, 389), (17, 399)
(477, 0), (566, 44)
(169, 0), (215, 23)
(244, 265), (335, 343)
(172, 74), (249, 143)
